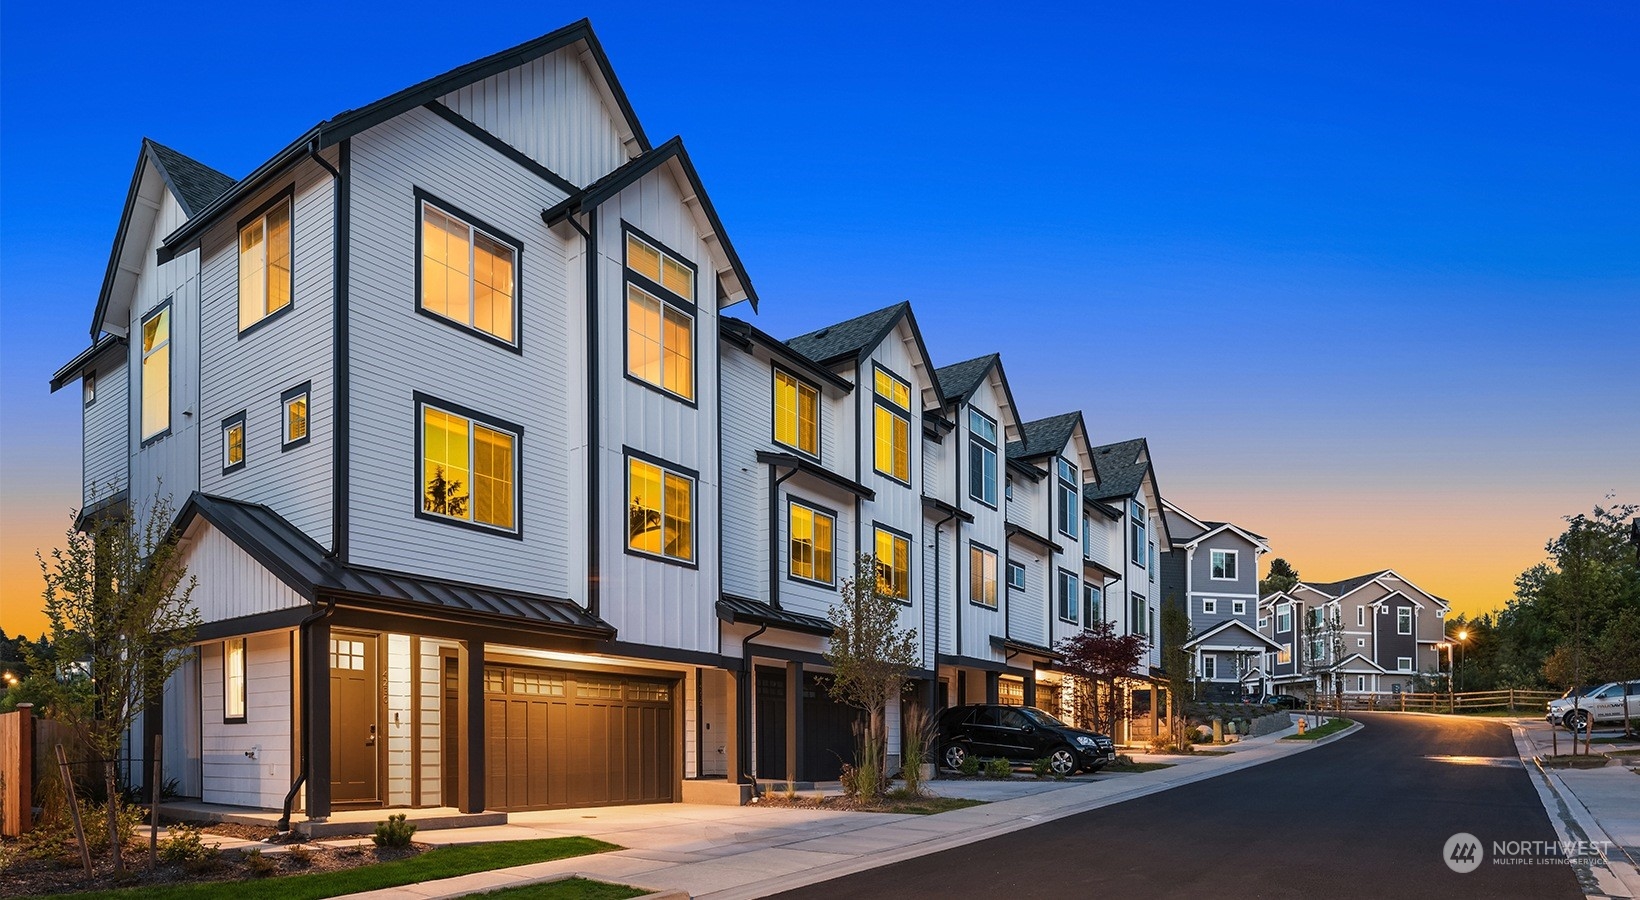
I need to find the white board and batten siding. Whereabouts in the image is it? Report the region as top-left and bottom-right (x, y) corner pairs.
(199, 632), (294, 809)
(593, 165), (722, 653)
(197, 161), (336, 548)
(345, 105), (575, 599)
(955, 377), (1011, 662)
(83, 355), (129, 506)
(718, 346), (771, 601)
(856, 320), (933, 641)
(438, 47), (635, 189)
(128, 180), (201, 520)
(1008, 544), (1051, 648)
(180, 519), (307, 622)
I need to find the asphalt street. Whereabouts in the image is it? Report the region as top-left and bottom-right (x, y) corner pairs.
(773, 713), (1583, 899)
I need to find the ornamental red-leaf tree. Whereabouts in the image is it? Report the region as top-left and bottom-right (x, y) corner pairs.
(1057, 622), (1147, 736)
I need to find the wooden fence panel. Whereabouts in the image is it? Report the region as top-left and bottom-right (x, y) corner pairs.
(0, 704), (35, 836)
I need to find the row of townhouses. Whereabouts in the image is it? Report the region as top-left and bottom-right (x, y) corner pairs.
(47, 20), (1446, 820)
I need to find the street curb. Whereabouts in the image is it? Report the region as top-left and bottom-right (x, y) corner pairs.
(1276, 719), (1364, 747)
(699, 727), (1357, 900)
(1510, 724), (1640, 899)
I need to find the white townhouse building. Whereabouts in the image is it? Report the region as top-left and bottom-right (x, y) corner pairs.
(49, 19), (1205, 820)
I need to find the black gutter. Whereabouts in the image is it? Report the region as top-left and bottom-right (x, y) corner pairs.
(306, 140), (350, 562)
(560, 210), (601, 618)
(738, 623), (768, 785)
(277, 597), (335, 832)
(767, 464), (796, 609)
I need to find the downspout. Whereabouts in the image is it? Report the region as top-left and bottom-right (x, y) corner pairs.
(564, 210), (601, 618)
(767, 465), (796, 608)
(277, 596), (335, 833)
(932, 508), (958, 695)
(738, 623), (768, 784)
(304, 140), (348, 562)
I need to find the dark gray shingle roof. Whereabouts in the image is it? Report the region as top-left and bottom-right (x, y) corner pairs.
(784, 302), (908, 364)
(933, 354), (998, 403)
(1006, 411), (1082, 460)
(1303, 571), (1393, 598)
(146, 140), (237, 218)
(1086, 438), (1150, 501)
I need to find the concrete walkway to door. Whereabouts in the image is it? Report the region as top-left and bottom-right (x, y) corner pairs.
(333, 719), (1347, 899)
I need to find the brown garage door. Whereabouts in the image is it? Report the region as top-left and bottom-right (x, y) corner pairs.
(484, 665), (676, 811)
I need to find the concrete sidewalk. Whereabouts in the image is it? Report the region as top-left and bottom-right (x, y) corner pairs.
(1511, 719), (1640, 898)
(333, 719), (1352, 899)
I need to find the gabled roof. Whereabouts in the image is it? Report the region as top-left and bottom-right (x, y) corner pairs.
(146, 140), (237, 217)
(1183, 619), (1283, 651)
(933, 354), (1003, 404)
(1005, 411), (1086, 461)
(543, 136), (759, 309)
(720, 316), (852, 392)
(158, 19), (647, 264)
(785, 302), (908, 365)
(1303, 571), (1392, 598)
(176, 492), (613, 637)
(90, 139), (238, 338)
(1086, 438), (1151, 502)
(50, 334), (126, 392)
(1175, 521), (1271, 553)
(1332, 653), (1389, 674)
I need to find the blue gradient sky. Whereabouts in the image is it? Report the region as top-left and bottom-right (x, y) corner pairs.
(3, 2), (1637, 633)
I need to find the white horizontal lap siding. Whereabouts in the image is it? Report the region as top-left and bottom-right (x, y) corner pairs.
(162, 652), (202, 797)
(718, 347), (769, 600)
(386, 635), (413, 806)
(439, 48), (630, 189)
(925, 521), (955, 657)
(347, 106), (573, 598)
(83, 356), (129, 505)
(419, 638), (453, 806)
(130, 187), (200, 520)
(596, 168), (718, 652)
(199, 632), (293, 809)
(1009, 545), (1049, 648)
(180, 519), (306, 622)
(198, 163), (335, 546)
(962, 385), (1009, 658)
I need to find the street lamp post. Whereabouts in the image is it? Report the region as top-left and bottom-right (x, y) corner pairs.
(1437, 642), (1454, 712)
(1455, 630), (1468, 693)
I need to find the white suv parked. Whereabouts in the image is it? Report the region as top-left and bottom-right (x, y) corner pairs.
(1547, 680), (1640, 732)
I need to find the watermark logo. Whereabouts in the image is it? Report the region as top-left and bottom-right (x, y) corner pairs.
(1444, 833), (1484, 873)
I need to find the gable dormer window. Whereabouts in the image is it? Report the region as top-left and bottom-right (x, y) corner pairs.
(872, 367), (911, 483)
(238, 192), (293, 333)
(773, 369), (819, 456)
(1056, 459), (1079, 538)
(419, 194), (520, 348)
(968, 410), (998, 506)
(624, 229), (695, 401)
(1130, 499), (1146, 565)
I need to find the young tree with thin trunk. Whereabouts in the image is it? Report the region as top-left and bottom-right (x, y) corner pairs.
(31, 487), (199, 874)
(824, 553), (918, 795)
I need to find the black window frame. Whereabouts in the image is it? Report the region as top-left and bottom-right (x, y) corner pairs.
(83, 371), (96, 407)
(1083, 582), (1102, 627)
(872, 521), (913, 606)
(235, 185), (298, 339)
(280, 381), (312, 452)
(967, 408), (998, 508)
(139, 298), (174, 446)
(969, 540), (999, 610)
(1130, 499), (1147, 566)
(221, 410), (247, 475)
(786, 496), (838, 587)
(871, 365), (913, 486)
(1058, 568), (1080, 624)
(621, 222), (698, 406)
(1056, 458), (1079, 538)
(222, 636), (247, 725)
(771, 365), (821, 459)
(623, 446), (699, 568)
(1006, 559), (1026, 591)
(413, 188), (525, 353)
(413, 392), (525, 539)
(1131, 592), (1148, 636)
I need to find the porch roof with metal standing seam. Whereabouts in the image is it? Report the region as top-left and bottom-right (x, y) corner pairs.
(175, 492), (615, 638)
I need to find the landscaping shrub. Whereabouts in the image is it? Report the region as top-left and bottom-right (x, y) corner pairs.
(286, 843), (315, 867)
(1030, 757), (1052, 779)
(158, 823), (222, 872)
(984, 757), (1012, 778)
(241, 848), (277, 877)
(372, 813), (417, 848)
(958, 754), (982, 777)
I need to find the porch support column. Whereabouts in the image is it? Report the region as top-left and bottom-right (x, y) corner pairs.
(785, 661), (803, 784)
(458, 639), (485, 813)
(984, 671), (999, 705)
(730, 667), (750, 784)
(1022, 670), (1037, 707)
(1150, 685), (1160, 739)
(305, 616), (332, 820)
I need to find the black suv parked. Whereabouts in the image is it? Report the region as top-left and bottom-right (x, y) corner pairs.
(936, 705), (1116, 776)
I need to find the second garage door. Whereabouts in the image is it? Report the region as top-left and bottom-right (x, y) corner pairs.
(484, 665), (676, 811)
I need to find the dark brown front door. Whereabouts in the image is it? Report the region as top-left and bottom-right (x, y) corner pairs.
(329, 632), (379, 805)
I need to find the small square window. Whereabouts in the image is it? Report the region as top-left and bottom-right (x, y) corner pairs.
(1397, 656), (1413, 672)
(1203, 599), (1218, 614)
(1233, 600), (1246, 615)
(1357, 638), (1365, 647)
(1006, 561), (1025, 590)
(221, 412), (247, 474)
(282, 383), (310, 450)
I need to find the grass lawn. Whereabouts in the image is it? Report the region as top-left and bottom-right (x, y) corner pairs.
(882, 796), (985, 815)
(1102, 761), (1175, 773)
(458, 877), (647, 900)
(45, 837), (619, 900)
(1282, 718), (1355, 741)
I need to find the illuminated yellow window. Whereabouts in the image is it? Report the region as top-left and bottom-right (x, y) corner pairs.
(420, 200), (517, 344)
(874, 527), (910, 602)
(789, 503), (835, 584)
(282, 386), (309, 448)
(628, 456), (694, 562)
(420, 404), (517, 531)
(224, 638), (246, 721)
(774, 370), (819, 455)
(625, 233), (695, 400)
(969, 544), (997, 608)
(239, 197), (292, 332)
(222, 415), (246, 471)
(872, 368), (911, 481)
(141, 306), (170, 439)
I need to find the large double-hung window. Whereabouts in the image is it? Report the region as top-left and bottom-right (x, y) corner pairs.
(418, 397), (519, 533)
(774, 369), (819, 455)
(1058, 570), (1080, 623)
(874, 526), (910, 602)
(1056, 459), (1079, 537)
(873, 368), (911, 482)
(970, 543), (998, 608)
(625, 230), (695, 401)
(419, 195), (519, 346)
(627, 453), (695, 563)
(968, 410), (997, 505)
(788, 501), (835, 585)
(239, 193), (293, 332)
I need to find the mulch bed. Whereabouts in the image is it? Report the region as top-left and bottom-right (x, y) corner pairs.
(0, 832), (421, 898)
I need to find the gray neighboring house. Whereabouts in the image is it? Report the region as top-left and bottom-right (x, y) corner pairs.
(1160, 499), (1280, 700)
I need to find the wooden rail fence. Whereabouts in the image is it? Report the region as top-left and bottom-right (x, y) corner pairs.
(1333, 689), (1560, 714)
